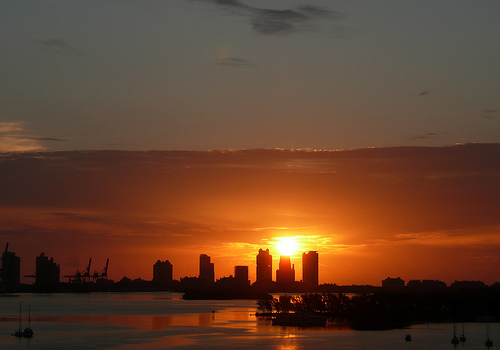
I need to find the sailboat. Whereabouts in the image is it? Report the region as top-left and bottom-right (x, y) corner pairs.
(485, 323), (493, 347)
(12, 302), (23, 338)
(451, 323), (459, 345)
(11, 303), (34, 338)
(459, 323), (466, 342)
(22, 305), (33, 338)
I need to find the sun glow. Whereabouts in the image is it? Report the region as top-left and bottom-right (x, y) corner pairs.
(275, 237), (300, 256)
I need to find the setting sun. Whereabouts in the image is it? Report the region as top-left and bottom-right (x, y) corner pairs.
(275, 237), (300, 256)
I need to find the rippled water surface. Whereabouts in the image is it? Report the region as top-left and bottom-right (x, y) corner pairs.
(0, 293), (497, 349)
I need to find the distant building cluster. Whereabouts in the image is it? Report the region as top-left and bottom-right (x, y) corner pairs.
(173, 249), (319, 294)
(1, 243), (60, 292)
(1, 241), (499, 295)
(381, 277), (490, 292)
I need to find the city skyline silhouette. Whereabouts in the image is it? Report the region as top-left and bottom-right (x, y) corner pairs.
(2, 242), (499, 294)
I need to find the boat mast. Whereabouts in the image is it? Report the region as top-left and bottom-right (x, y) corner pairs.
(18, 302), (22, 332)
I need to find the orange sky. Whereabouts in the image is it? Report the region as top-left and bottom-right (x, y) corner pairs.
(1, 144), (499, 286)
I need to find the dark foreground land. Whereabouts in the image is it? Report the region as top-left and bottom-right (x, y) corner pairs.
(256, 290), (500, 330)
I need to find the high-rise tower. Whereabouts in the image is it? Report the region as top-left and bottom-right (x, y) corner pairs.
(199, 254), (214, 283)
(276, 256), (295, 285)
(153, 260), (173, 285)
(234, 265), (249, 285)
(256, 249), (272, 285)
(35, 252), (60, 291)
(0, 243), (20, 291)
(302, 251), (318, 290)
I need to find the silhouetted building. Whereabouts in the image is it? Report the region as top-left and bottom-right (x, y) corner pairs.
(382, 277), (405, 289)
(406, 279), (447, 292)
(199, 254), (214, 283)
(234, 266), (249, 285)
(302, 251), (318, 290)
(1, 243), (20, 291)
(35, 253), (60, 291)
(256, 249), (272, 285)
(276, 256), (295, 285)
(450, 280), (486, 290)
(153, 260), (173, 285)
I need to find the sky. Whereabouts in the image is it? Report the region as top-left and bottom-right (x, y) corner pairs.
(0, 0), (499, 151)
(0, 1), (499, 285)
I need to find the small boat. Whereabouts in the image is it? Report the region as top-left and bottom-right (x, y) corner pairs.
(22, 305), (34, 338)
(12, 302), (23, 338)
(485, 323), (493, 348)
(459, 323), (466, 342)
(405, 334), (412, 342)
(451, 323), (459, 345)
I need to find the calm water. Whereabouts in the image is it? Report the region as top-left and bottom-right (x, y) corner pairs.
(0, 292), (497, 349)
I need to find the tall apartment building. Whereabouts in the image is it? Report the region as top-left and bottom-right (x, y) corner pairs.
(153, 260), (173, 285)
(276, 256), (295, 285)
(256, 249), (272, 285)
(234, 265), (249, 285)
(302, 251), (318, 290)
(35, 252), (60, 291)
(199, 254), (214, 283)
(0, 243), (20, 291)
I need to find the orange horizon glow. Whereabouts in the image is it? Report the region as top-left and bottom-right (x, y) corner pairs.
(1, 146), (499, 286)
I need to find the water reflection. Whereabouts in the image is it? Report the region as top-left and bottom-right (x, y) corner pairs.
(198, 313), (211, 327)
(277, 345), (298, 350)
(0, 294), (498, 350)
(151, 316), (172, 330)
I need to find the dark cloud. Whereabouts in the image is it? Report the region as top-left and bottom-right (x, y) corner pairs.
(419, 90), (430, 96)
(216, 57), (253, 66)
(297, 5), (336, 18)
(1, 144), (499, 229)
(251, 9), (306, 35)
(198, 1), (340, 35)
(33, 39), (83, 56)
(209, 0), (249, 8)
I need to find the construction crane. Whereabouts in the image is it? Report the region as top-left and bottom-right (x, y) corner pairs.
(92, 259), (109, 282)
(63, 258), (92, 283)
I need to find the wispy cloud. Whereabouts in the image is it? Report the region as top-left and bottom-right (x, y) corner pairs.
(0, 121), (66, 152)
(410, 132), (447, 141)
(198, 1), (341, 35)
(481, 109), (498, 120)
(33, 39), (83, 56)
(216, 57), (253, 66)
(14, 136), (66, 142)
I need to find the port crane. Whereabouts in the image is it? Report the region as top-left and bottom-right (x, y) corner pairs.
(63, 258), (109, 283)
(92, 258), (109, 282)
(64, 258), (92, 283)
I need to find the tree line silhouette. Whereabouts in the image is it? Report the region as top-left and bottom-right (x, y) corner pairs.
(257, 290), (500, 330)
